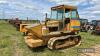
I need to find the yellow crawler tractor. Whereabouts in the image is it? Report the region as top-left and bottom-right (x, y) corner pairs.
(24, 5), (81, 49)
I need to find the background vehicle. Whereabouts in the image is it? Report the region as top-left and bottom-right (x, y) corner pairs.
(9, 17), (39, 31)
(9, 18), (22, 31)
(79, 19), (89, 32)
(91, 20), (100, 35)
(24, 5), (81, 49)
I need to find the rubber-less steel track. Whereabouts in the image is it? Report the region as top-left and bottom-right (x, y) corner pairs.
(48, 35), (81, 49)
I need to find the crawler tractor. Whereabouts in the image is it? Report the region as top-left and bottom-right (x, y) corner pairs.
(24, 5), (81, 49)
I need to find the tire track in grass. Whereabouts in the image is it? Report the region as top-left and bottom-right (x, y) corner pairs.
(11, 37), (20, 56)
(11, 36), (23, 56)
(0, 21), (23, 56)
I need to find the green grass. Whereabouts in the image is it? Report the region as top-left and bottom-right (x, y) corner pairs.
(0, 20), (100, 56)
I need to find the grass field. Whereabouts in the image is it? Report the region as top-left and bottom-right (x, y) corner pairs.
(0, 20), (100, 56)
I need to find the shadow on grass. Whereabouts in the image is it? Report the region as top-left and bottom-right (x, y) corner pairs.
(28, 45), (47, 52)
(91, 34), (100, 36)
(27, 44), (80, 52)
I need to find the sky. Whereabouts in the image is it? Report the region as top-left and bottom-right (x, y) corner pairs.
(0, 0), (100, 21)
